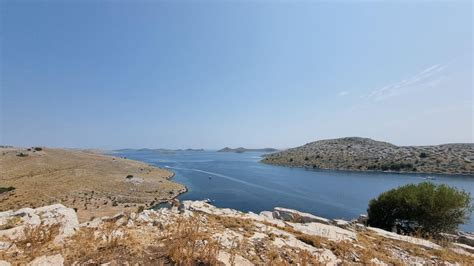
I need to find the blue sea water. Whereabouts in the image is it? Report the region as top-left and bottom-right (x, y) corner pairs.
(113, 150), (474, 232)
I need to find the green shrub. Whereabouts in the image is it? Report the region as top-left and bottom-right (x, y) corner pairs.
(0, 186), (15, 194)
(367, 182), (472, 236)
(380, 162), (413, 171)
(419, 152), (428, 158)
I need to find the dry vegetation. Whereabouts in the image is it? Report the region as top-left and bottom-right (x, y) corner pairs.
(0, 147), (186, 222)
(1, 202), (473, 265)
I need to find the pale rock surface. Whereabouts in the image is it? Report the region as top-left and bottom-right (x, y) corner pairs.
(218, 250), (253, 266)
(289, 222), (357, 241)
(213, 229), (244, 249)
(273, 207), (330, 224)
(27, 254), (64, 266)
(1, 200), (473, 265)
(0, 204), (78, 243)
(367, 227), (440, 249)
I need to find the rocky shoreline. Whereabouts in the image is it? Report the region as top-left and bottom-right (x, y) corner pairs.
(0, 200), (472, 265)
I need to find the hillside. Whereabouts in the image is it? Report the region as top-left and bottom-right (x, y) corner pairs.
(218, 147), (279, 153)
(0, 147), (186, 222)
(261, 137), (474, 175)
(1, 200), (473, 264)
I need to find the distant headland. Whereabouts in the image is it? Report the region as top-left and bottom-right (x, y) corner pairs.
(262, 137), (474, 175)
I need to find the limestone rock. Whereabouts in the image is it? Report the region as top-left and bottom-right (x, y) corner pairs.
(27, 254), (64, 266)
(273, 207), (330, 224)
(0, 204), (78, 243)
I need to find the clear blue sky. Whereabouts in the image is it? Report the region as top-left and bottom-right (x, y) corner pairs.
(1, 1), (472, 149)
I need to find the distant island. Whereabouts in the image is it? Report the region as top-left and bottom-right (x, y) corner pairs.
(218, 147), (279, 153)
(115, 148), (204, 153)
(261, 137), (474, 175)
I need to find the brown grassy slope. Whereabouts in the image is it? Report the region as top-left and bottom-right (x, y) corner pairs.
(262, 137), (474, 175)
(0, 147), (185, 221)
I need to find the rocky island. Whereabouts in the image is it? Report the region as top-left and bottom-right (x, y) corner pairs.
(262, 137), (474, 175)
(218, 147), (279, 153)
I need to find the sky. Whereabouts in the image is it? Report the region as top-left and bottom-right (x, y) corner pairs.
(1, 0), (472, 149)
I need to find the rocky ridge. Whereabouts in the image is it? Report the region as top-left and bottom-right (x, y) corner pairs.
(0, 201), (473, 265)
(262, 137), (474, 175)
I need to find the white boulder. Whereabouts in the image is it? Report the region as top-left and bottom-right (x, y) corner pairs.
(273, 207), (330, 224)
(27, 254), (64, 266)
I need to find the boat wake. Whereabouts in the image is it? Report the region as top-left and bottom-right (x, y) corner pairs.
(168, 166), (348, 209)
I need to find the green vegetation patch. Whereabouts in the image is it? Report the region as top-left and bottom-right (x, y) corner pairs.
(0, 186), (15, 194)
(367, 182), (472, 237)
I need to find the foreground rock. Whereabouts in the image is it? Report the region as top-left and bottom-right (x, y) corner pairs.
(262, 137), (474, 175)
(0, 201), (472, 265)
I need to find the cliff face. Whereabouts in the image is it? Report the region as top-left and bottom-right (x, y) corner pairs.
(262, 137), (474, 175)
(0, 201), (473, 265)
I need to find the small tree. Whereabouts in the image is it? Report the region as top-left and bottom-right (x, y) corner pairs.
(367, 182), (472, 236)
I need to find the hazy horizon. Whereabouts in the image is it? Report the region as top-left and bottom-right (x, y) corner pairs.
(1, 1), (472, 149)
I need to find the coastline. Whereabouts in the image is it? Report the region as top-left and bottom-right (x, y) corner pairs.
(260, 160), (474, 177)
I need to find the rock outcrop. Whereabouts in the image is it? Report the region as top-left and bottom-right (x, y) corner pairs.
(0, 201), (472, 265)
(0, 204), (78, 245)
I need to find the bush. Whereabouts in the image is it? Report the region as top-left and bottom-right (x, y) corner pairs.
(380, 162), (413, 171)
(125, 175), (133, 179)
(419, 152), (428, 158)
(0, 186), (15, 194)
(367, 182), (472, 236)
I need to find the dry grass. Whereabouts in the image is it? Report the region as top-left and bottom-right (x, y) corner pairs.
(0, 216), (21, 230)
(356, 231), (474, 265)
(0, 147), (185, 222)
(62, 220), (154, 264)
(1, 207), (472, 265)
(296, 234), (324, 249)
(208, 214), (256, 237)
(0, 223), (61, 263)
(160, 214), (221, 265)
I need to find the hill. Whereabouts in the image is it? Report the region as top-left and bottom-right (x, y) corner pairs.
(218, 147), (279, 153)
(0, 147), (186, 222)
(261, 137), (474, 175)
